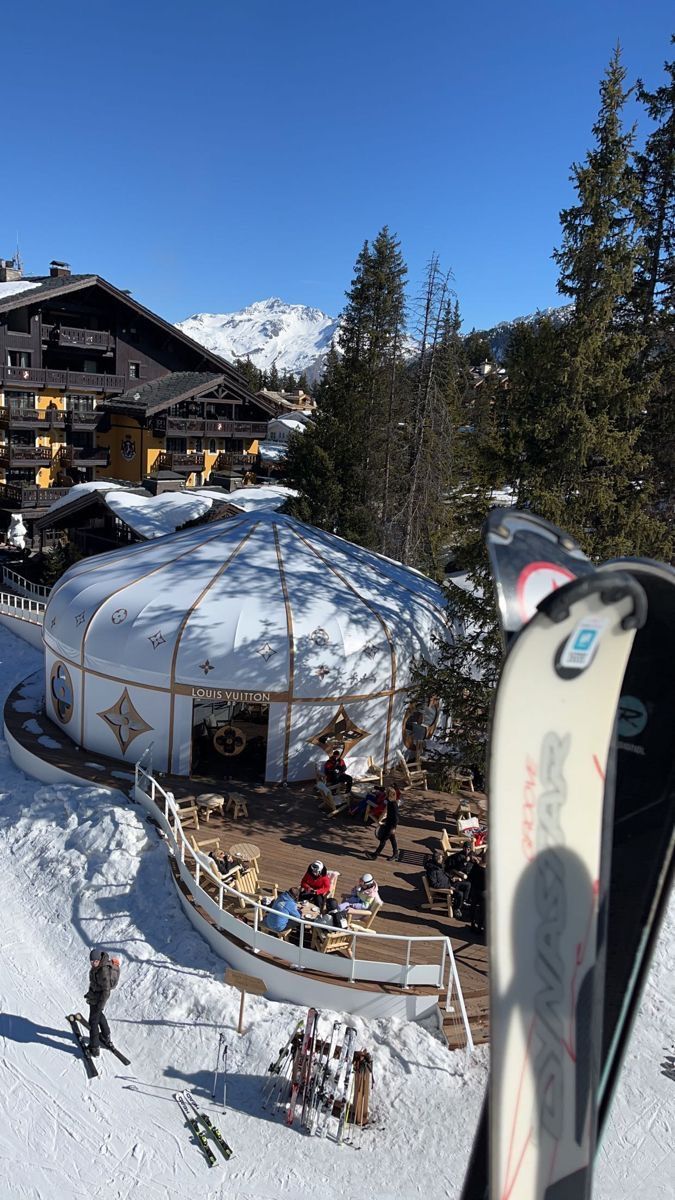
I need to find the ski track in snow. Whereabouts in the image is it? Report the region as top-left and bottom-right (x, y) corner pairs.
(0, 622), (671, 1198)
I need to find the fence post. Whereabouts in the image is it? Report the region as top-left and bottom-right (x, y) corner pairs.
(402, 937), (412, 988)
(448, 938), (474, 1052)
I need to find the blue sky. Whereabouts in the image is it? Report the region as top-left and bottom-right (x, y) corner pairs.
(2, 1), (673, 332)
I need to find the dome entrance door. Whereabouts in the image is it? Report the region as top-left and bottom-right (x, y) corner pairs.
(192, 698), (269, 781)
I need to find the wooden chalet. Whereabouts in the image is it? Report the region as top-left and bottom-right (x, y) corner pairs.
(0, 257), (274, 528)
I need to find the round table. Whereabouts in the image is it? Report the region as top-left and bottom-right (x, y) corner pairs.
(298, 901), (320, 921)
(228, 840), (261, 863)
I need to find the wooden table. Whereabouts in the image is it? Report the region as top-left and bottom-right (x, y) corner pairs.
(228, 840), (261, 864)
(197, 792), (225, 822)
(298, 901), (320, 921)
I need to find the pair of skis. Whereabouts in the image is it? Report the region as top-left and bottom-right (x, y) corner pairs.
(174, 1090), (233, 1166)
(66, 1013), (131, 1078)
(459, 509), (674, 1200)
(212, 1031), (228, 1106)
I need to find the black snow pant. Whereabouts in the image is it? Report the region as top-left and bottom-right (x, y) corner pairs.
(88, 999), (111, 1050)
(452, 879), (471, 912)
(372, 826), (398, 859)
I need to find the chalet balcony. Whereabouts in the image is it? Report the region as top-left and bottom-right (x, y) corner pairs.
(67, 409), (99, 430)
(0, 366), (125, 393)
(151, 451), (205, 474)
(0, 406), (68, 430)
(53, 445), (110, 468)
(158, 417), (269, 438)
(42, 324), (114, 352)
(211, 451), (259, 472)
(0, 445), (53, 469)
(0, 483), (70, 511)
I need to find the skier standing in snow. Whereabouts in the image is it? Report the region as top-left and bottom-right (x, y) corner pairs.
(85, 949), (117, 1057)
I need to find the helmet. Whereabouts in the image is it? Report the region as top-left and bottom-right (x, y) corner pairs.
(311, 860), (324, 872)
(361, 873), (375, 886)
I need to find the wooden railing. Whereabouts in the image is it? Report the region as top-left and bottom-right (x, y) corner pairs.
(53, 445), (109, 467)
(134, 762), (474, 1048)
(42, 324), (113, 351)
(0, 445), (53, 467)
(159, 417), (269, 437)
(1, 366), (125, 392)
(0, 484), (70, 509)
(151, 451), (205, 473)
(212, 451), (259, 471)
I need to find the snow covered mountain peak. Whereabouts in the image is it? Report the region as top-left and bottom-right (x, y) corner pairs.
(177, 297), (339, 383)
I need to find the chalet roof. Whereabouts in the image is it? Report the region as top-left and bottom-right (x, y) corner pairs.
(101, 371), (225, 415)
(0, 272), (261, 408)
(0, 274), (97, 311)
(36, 482), (241, 538)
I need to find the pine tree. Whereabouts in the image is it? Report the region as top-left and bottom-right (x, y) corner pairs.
(544, 45), (670, 558)
(634, 40), (675, 528)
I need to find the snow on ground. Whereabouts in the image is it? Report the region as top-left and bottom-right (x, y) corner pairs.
(0, 620), (671, 1199)
(0, 625), (484, 1199)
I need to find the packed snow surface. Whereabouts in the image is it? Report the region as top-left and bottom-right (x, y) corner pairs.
(0, 622), (672, 1198)
(177, 297), (339, 383)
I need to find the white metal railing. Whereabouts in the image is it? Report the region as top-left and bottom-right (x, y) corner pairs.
(134, 762), (474, 1050)
(0, 591), (46, 622)
(1, 567), (51, 600)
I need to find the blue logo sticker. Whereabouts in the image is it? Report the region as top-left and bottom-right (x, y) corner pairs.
(572, 628), (598, 653)
(618, 695), (648, 739)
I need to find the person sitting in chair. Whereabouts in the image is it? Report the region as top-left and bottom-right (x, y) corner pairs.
(424, 848), (455, 893)
(299, 861), (332, 912)
(445, 842), (474, 914)
(324, 748), (353, 793)
(262, 887), (302, 935)
(338, 873), (380, 912)
(313, 897), (349, 930)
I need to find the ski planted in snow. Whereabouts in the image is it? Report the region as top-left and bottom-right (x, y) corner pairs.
(73, 1013), (131, 1066)
(183, 1091), (233, 1160)
(66, 1013), (99, 1080)
(287, 1007), (317, 1126)
(174, 1091), (217, 1167)
(463, 565), (647, 1200)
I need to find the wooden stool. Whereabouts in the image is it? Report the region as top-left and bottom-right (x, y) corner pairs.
(225, 792), (249, 820)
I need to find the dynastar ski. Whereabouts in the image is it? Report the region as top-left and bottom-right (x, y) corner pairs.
(174, 1091), (217, 1167)
(595, 558), (675, 1131)
(471, 569), (646, 1200)
(66, 1014), (98, 1080)
(73, 1014), (131, 1066)
(484, 511), (675, 1139)
(184, 1091), (233, 1159)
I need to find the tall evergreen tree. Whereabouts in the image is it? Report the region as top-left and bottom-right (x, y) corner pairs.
(543, 45), (670, 558)
(634, 40), (675, 527)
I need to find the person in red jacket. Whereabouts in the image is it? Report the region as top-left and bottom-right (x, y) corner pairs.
(299, 860), (332, 912)
(324, 749), (353, 793)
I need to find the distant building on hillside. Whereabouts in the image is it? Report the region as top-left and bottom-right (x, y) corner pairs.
(0, 257), (274, 533)
(257, 388), (317, 416)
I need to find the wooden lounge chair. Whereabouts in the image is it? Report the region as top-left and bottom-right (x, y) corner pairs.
(311, 926), (354, 956)
(347, 899), (383, 930)
(421, 874), (455, 915)
(326, 869), (340, 898)
(393, 749), (428, 791)
(179, 803), (200, 830)
(317, 789), (349, 817)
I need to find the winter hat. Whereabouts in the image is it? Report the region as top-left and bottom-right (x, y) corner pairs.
(311, 860), (324, 871)
(89, 948), (100, 962)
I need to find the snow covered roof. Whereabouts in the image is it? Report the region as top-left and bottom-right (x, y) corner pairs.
(270, 416), (310, 433)
(224, 484), (297, 510)
(105, 490), (231, 539)
(44, 511), (450, 695)
(45, 480), (133, 514)
(0, 280), (42, 301)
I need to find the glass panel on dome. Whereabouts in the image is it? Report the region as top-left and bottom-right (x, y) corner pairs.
(191, 697), (269, 782)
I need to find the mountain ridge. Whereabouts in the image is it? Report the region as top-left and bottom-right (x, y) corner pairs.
(176, 297), (571, 382)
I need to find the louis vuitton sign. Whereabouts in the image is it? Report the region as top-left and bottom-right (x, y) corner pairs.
(176, 684), (288, 703)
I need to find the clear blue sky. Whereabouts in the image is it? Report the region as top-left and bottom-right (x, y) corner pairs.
(2, 1), (672, 331)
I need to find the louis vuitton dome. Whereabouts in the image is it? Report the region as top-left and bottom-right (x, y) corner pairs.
(42, 511), (450, 783)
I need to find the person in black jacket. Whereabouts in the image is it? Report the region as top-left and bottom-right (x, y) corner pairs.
(424, 849), (455, 891)
(366, 788), (400, 860)
(445, 843), (474, 914)
(85, 949), (116, 1056)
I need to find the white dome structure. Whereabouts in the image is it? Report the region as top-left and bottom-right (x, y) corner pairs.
(42, 512), (450, 782)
